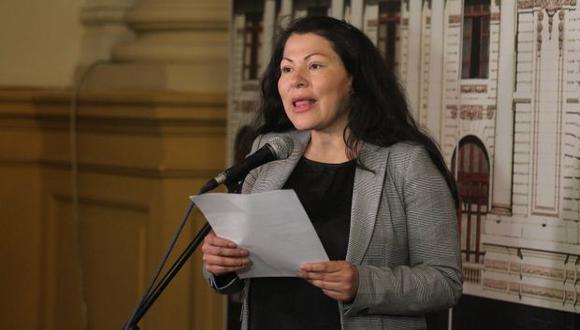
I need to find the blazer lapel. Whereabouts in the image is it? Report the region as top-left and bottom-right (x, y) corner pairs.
(250, 132), (388, 265)
(346, 143), (389, 265)
(250, 130), (310, 193)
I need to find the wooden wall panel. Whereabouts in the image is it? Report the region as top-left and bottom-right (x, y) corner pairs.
(0, 89), (227, 330)
(0, 166), (43, 330)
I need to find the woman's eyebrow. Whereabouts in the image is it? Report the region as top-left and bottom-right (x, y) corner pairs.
(282, 52), (328, 63)
(304, 52), (326, 59)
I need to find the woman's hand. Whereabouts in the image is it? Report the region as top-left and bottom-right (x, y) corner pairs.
(202, 231), (250, 276)
(297, 261), (359, 302)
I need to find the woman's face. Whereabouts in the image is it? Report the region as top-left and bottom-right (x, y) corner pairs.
(277, 33), (352, 135)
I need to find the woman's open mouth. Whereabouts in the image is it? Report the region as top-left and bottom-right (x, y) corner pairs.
(292, 97), (317, 112)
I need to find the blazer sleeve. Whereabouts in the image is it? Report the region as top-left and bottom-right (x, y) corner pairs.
(344, 145), (463, 315)
(202, 135), (265, 294)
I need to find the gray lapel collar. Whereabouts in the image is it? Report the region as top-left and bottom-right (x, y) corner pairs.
(346, 142), (389, 265)
(251, 130), (310, 193)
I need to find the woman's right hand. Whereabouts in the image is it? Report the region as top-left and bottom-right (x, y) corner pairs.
(202, 231), (250, 276)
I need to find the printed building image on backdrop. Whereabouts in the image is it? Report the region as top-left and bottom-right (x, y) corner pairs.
(227, 0), (580, 328)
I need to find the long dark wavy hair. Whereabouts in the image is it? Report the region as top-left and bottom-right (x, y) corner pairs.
(255, 16), (458, 205)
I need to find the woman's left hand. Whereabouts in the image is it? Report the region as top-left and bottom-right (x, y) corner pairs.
(297, 261), (359, 302)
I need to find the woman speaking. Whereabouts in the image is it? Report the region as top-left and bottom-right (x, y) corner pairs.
(202, 16), (462, 330)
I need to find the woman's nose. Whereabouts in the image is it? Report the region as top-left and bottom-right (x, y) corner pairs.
(290, 69), (308, 88)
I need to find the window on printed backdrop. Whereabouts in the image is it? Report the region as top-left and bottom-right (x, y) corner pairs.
(377, 0), (401, 71)
(461, 0), (490, 79)
(451, 136), (490, 264)
(243, 11), (263, 80)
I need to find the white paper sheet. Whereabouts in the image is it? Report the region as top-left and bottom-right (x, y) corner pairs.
(191, 190), (329, 278)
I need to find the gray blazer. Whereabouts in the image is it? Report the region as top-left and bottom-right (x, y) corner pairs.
(206, 130), (462, 330)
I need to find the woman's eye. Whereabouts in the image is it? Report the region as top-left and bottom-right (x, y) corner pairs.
(309, 63), (323, 70)
(281, 67), (292, 73)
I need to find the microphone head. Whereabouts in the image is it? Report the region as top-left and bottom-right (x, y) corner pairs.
(266, 136), (294, 160)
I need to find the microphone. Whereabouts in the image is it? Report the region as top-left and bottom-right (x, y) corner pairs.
(200, 136), (294, 193)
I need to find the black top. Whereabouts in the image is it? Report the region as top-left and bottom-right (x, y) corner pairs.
(249, 157), (356, 330)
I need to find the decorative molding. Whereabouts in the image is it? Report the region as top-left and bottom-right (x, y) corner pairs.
(460, 105), (485, 120)
(463, 263), (484, 284)
(530, 8), (564, 217)
(77, 0), (137, 65)
(513, 97), (532, 104)
(489, 206), (513, 216)
(520, 0), (576, 54)
(0, 158), (221, 179)
(449, 105), (496, 120)
(484, 279), (578, 303)
(485, 259), (511, 272)
(521, 263), (566, 279)
(487, 105), (496, 119)
(483, 244), (580, 306)
(483, 278), (509, 291)
(522, 0), (576, 54)
(112, 1), (229, 63)
(448, 15), (461, 24)
(0, 88), (226, 179)
(80, 1), (134, 25)
(447, 105), (458, 119)
(518, 0), (577, 10)
(0, 88), (226, 133)
(518, 0), (536, 10)
(125, 1), (229, 32)
(0, 88), (227, 107)
(461, 84), (488, 94)
(446, 105), (496, 121)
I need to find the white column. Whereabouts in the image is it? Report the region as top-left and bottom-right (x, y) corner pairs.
(491, 0), (516, 213)
(116, 0), (228, 62)
(280, 0), (293, 27)
(78, 0), (135, 66)
(331, 0), (345, 19)
(406, 0), (422, 119)
(280, 0), (293, 16)
(260, 0), (277, 71)
(426, 0), (445, 142)
(84, 0), (229, 93)
(350, 0), (364, 29)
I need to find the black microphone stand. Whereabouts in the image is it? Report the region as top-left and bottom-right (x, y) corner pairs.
(123, 178), (241, 330)
(124, 222), (212, 330)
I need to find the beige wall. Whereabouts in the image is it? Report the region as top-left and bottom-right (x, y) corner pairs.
(0, 0), (84, 87)
(0, 0), (230, 328)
